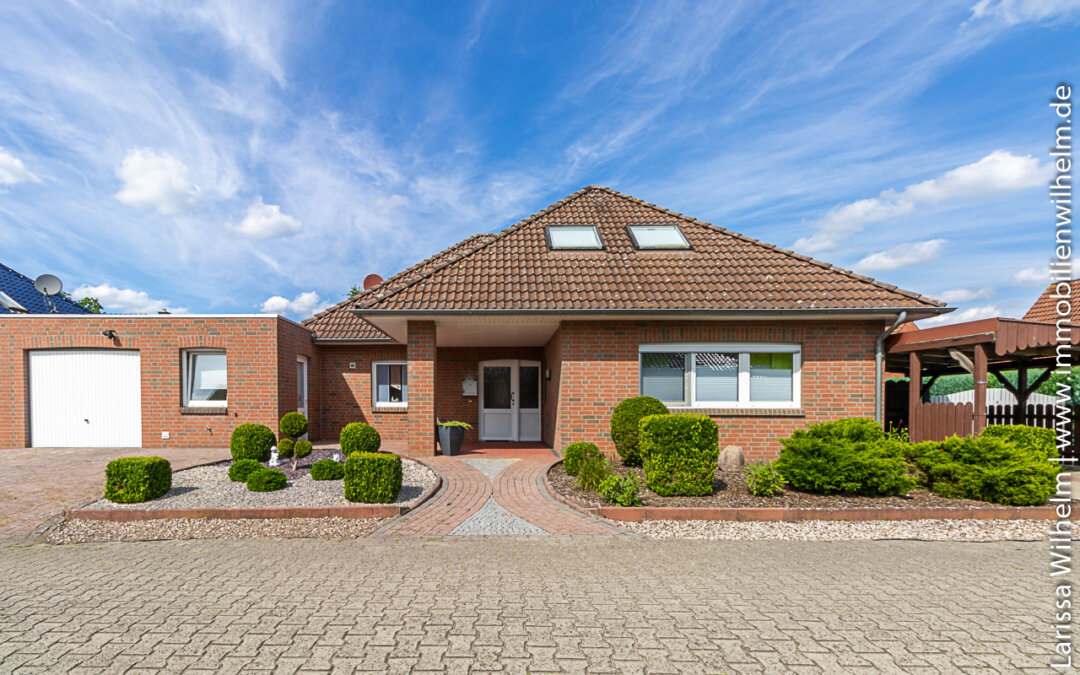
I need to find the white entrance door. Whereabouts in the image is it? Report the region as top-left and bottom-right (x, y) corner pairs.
(29, 349), (142, 447)
(296, 356), (309, 439)
(478, 360), (541, 442)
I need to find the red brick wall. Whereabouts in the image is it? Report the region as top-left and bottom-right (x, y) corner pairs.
(542, 328), (564, 447)
(0, 315), (306, 448)
(550, 320), (883, 461)
(406, 321), (436, 457)
(315, 342), (409, 445)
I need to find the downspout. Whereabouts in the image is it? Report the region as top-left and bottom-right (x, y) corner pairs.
(875, 311), (907, 424)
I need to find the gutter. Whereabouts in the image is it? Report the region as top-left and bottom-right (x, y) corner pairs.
(875, 311), (907, 425)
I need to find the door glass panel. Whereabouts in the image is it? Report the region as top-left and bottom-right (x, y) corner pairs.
(296, 361), (306, 409)
(519, 366), (539, 409)
(483, 366), (512, 409)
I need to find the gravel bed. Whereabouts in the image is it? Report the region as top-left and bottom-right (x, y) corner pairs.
(550, 459), (1023, 509)
(47, 517), (388, 543)
(461, 457), (516, 482)
(449, 497), (545, 536)
(81, 457), (436, 510)
(613, 518), (1067, 541)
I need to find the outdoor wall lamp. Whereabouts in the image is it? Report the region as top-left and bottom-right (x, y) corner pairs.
(102, 330), (118, 339)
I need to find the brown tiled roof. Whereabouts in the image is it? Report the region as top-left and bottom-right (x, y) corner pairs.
(353, 186), (945, 313)
(302, 233), (496, 340)
(1023, 280), (1080, 323)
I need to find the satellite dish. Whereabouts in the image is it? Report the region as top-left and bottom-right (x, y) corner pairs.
(362, 274), (383, 290)
(34, 274), (63, 296)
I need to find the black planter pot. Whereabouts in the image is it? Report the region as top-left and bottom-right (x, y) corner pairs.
(437, 425), (465, 456)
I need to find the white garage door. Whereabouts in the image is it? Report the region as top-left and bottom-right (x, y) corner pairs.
(30, 350), (142, 447)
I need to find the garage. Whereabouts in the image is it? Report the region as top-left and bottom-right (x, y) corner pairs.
(29, 349), (142, 447)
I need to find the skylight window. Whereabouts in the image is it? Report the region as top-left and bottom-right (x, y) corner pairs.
(547, 224), (603, 250)
(627, 224), (691, 250)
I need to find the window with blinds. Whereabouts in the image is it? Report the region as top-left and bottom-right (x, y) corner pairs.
(638, 344), (799, 408)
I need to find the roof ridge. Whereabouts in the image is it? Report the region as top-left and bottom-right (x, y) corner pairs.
(586, 185), (946, 308)
(354, 186), (598, 309)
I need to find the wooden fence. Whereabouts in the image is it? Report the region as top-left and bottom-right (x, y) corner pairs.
(909, 402), (974, 443)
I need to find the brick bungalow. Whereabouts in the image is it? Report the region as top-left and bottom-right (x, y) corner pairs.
(0, 186), (948, 460)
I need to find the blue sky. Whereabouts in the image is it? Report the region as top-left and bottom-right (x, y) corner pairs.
(0, 1), (1077, 321)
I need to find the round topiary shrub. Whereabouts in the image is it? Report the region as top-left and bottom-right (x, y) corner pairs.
(228, 458), (263, 482)
(280, 412), (309, 438)
(289, 439), (313, 470)
(610, 396), (669, 466)
(563, 441), (597, 477)
(247, 468), (287, 492)
(311, 459), (345, 481)
(230, 423), (275, 462)
(277, 437), (295, 459)
(340, 423), (381, 455)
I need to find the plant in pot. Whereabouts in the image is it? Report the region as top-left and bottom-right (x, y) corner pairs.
(436, 420), (472, 456)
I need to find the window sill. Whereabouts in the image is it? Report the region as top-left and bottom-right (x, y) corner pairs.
(373, 405), (408, 414)
(180, 406), (228, 415)
(669, 407), (804, 417)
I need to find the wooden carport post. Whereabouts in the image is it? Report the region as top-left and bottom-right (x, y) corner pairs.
(908, 352), (921, 441)
(973, 344), (988, 435)
(1015, 366), (1028, 426)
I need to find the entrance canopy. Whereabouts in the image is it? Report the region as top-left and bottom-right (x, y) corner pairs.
(886, 317), (1080, 435)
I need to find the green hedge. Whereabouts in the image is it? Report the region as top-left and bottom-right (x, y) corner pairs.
(774, 418), (915, 496)
(640, 414), (718, 496)
(104, 456), (172, 503)
(247, 468), (287, 492)
(344, 452), (402, 503)
(981, 425), (1057, 461)
(905, 435), (1058, 506)
(340, 423), (381, 455)
(228, 459), (263, 482)
(311, 459), (345, 481)
(279, 412), (309, 438)
(277, 437), (295, 459)
(610, 396), (669, 466)
(563, 441), (597, 477)
(230, 423), (275, 461)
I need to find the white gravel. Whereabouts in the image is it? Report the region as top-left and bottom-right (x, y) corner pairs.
(450, 497), (545, 536)
(47, 517), (388, 543)
(614, 518), (1069, 542)
(82, 459), (436, 510)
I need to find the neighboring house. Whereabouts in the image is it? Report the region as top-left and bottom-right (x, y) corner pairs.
(0, 187), (948, 457)
(0, 262), (90, 314)
(1024, 279), (1080, 323)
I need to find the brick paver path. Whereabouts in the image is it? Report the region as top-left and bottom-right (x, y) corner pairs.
(0, 538), (1057, 672)
(385, 457), (614, 536)
(0, 446), (229, 537)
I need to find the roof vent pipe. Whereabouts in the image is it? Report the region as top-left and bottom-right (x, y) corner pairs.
(875, 311), (907, 425)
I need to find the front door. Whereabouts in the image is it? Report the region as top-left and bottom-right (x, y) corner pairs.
(479, 360), (541, 441)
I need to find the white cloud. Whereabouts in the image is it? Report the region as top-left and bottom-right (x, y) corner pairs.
(970, 0), (1080, 25)
(1013, 265), (1050, 285)
(113, 148), (200, 215)
(189, 1), (288, 87)
(795, 151), (1050, 252)
(852, 239), (947, 273)
(921, 304), (1001, 327)
(936, 286), (995, 303)
(229, 197), (302, 238)
(71, 283), (187, 314)
(0, 147), (39, 185)
(260, 291), (326, 317)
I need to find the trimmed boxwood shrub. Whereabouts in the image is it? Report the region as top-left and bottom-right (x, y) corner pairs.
(574, 444), (611, 491)
(247, 468), (287, 492)
(228, 458), (263, 482)
(981, 424), (1057, 461)
(340, 423), (381, 455)
(230, 423), (275, 461)
(640, 414), (719, 496)
(277, 437), (295, 459)
(563, 441), (596, 477)
(105, 456), (172, 503)
(344, 452), (402, 503)
(610, 396), (669, 466)
(294, 440), (312, 461)
(311, 459), (345, 481)
(774, 418), (915, 496)
(279, 412), (309, 438)
(904, 435), (1058, 506)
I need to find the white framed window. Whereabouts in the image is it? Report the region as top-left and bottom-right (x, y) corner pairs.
(639, 343), (800, 409)
(373, 361), (408, 407)
(182, 349), (227, 407)
(546, 224), (603, 250)
(627, 224), (690, 250)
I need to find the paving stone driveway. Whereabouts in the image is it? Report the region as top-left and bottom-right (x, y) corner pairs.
(0, 446), (229, 537)
(0, 537), (1058, 673)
